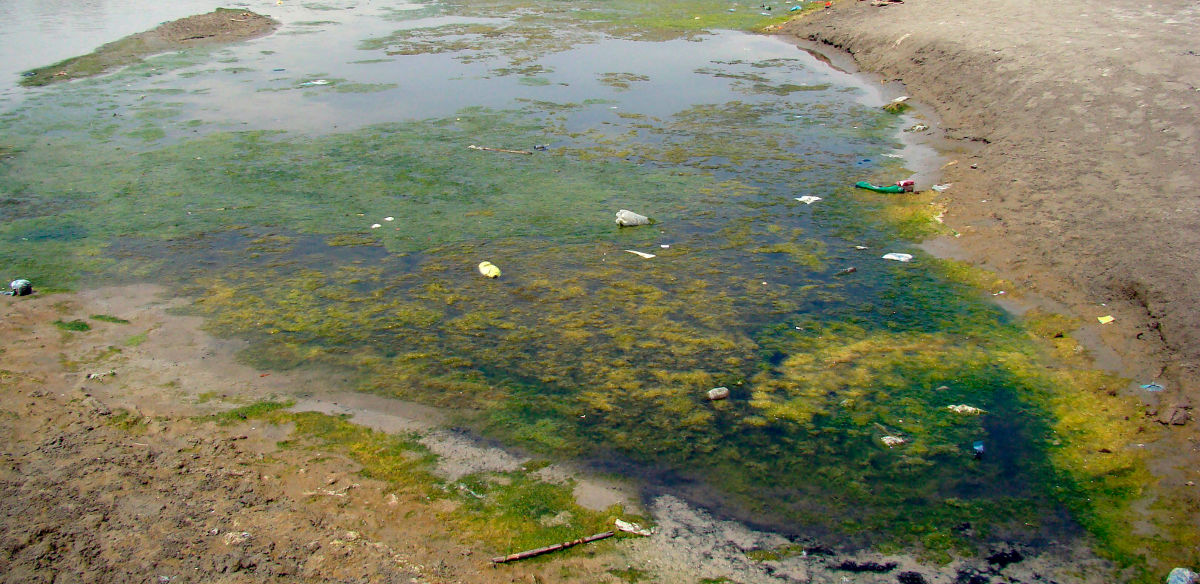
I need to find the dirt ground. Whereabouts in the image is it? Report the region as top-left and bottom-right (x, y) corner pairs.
(778, 0), (1200, 396)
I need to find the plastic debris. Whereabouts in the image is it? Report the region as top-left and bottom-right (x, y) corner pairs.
(370, 223), (381, 229)
(384, 216), (394, 222)
(533, 144), (549, 151)
(794, 196), (823, 205)
(615, 519), (653, 536)
(931, 184), (951, 192)
(881, 253), (913, 262)
(855, 181), (907, 194)
(1097, 315), (1115, 324)
(300, 79), (330, 86)
(882, 96), (909, 113)
(904, 123), (929, 133)
(880, 435), (906, 448)
(973, 440), (985, 459)
(896, 179), (915, 192)
(707, 387), (730, 401)
(478, 261), (501, 278)
(1141, 383), (1165, 392)
(615, 209), (652, 227)
(834, 267), (857, 276)
(6, 279), (32, 296)
(1167, 568), (1199, 584)
(624, 249), (656, 259)
(946, 404), (985, 415)
(468, 144), (532, 155)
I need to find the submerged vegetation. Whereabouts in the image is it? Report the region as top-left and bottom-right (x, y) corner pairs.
(0, 0), (1186, 579)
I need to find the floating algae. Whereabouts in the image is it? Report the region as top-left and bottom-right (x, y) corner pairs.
(0, 0), (1183, 577)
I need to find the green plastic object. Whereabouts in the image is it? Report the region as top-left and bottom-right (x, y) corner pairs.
(855, 181), (906, 194)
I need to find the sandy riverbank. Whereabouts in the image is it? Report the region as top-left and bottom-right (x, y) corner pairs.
(778, 0), (1200, 395)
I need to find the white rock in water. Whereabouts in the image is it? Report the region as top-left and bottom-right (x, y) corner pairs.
(615, 209), (651, 227)
(707, 387), (730, 401)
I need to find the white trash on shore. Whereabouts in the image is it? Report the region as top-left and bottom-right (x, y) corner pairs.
(881, 253), (913, 262)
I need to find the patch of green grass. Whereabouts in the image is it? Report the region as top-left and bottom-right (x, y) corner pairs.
(90, 314), (130, 324)
(53, 319), (91, 332)
(205, 399), (294, 425)
(123, 331), (149, 347)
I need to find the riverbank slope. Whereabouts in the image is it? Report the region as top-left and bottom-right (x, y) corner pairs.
(779, 0), (1200, 395)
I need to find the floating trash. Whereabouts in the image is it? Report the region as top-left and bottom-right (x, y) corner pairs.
(881, 253), (913, 262)
(1097, 315), (1115, 324)
(794, 196), (823, 205)
(384, 216), (394, 222)
(880, 435), (906, 448)
(370, 223), (382, 229)
(615, 209), (652, 227)
(946, 404), (985, 415)
(624, 249), (656, 259)
(478, 261), (501, 278)
(300, 79), (330, 87)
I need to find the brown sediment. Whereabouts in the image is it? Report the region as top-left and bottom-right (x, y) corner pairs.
(775, 0), (1200, 394)
(20, 8), (278, 86)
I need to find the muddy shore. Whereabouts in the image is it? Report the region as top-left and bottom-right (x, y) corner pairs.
(777, 0), (1200, 395)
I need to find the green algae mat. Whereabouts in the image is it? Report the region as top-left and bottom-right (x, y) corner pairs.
(0, 0), (1191, 579)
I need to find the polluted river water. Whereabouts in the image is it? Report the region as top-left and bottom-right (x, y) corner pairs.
(0, 0), (1176, 581)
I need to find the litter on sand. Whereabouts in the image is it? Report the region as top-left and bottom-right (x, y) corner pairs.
(478, 261), (502, 278)
(615, 209), (652, 227)
(946, 404), (986, 415)
(624, 249), (656, 259)
(931, 183), (951, 192)
(491, 532), (614, 564)
(1141, 383), (1165, 392)
(881, 253), (913, 262)
(795, 196), (823, 205)
(1097, 315), (1115, 324)
(615, 519), (653, 536)
(5, 279), (32, 296)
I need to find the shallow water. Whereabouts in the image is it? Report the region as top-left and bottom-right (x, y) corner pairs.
(0, 0), (1137, 561)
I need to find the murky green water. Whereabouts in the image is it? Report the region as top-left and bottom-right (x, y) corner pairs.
(0, 0), (1149, 565)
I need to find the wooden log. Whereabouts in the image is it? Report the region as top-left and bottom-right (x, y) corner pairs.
(490, 531), (615, 564)
(468, 144), (534, 155)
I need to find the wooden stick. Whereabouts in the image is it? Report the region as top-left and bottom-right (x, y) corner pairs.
(468, 144), (533, 155)
(490, 531), (615, 564)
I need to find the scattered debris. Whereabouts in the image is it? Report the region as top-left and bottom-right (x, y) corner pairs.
(533, 144), (549, 151)
(794, 196), (823, 205)
(946, 404), (985, 415)
(1141, 383), (1165, 392)
(896, 179), (915, 192)
(370, 223), (381, 229)
(706, 386), (731, 401)
(880, 435), (906, 447)
(882, 96), (909, 113)
(384, 216), (394, 222)
(615, 209), (652, 227)
(490, 531), (614, 564)
(86, 370), (117, 380)
(614, 519), (652, 536)
(881, 253), (913, 262)
(1167, 567), (1199, 584)
(1157, 403), (1191, 426)
(222, 531), (252, 545)
(834, 267), (857, 276)
(904, 123), (929, 133)
(478, 261), (501, 278)
(930, 184), (951, 192)
(1097, 315), (1115, 324)
(5, 279), (33, 296)
(973, 440), (985, 458)
(299, 79), (329, 87)
(467, 144), (533, 155)
(855, 181), (908, 194)
(624, 249), (656, 259)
